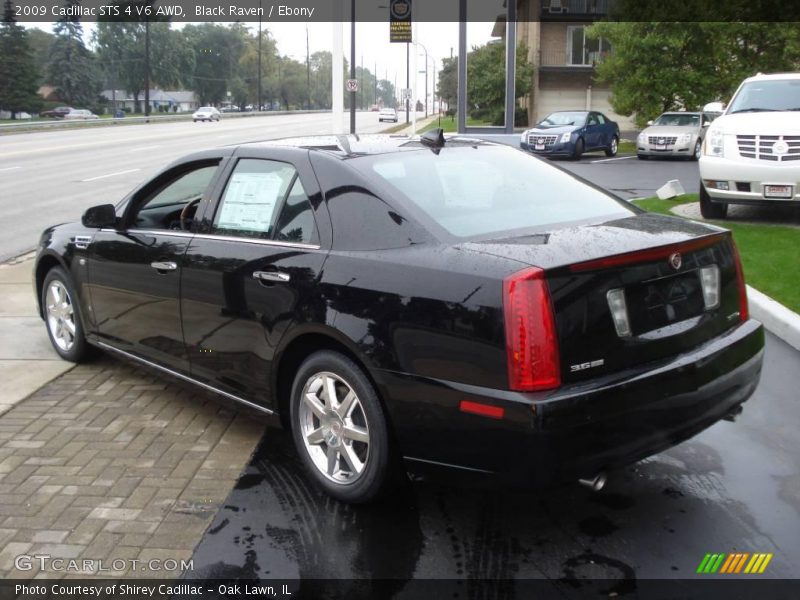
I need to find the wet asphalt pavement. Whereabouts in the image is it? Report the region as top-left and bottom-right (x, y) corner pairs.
(187, 332), (800, 586)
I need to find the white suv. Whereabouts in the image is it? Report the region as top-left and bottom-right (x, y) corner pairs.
(698, 72), (800, 218)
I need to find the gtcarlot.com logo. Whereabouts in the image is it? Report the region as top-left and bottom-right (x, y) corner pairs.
(696, 552), (773, 574)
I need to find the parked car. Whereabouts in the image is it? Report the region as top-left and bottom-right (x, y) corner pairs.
(520, 110), (620, 159)
(637, 111), (714, 161)
(699, 72), (800, 218)
(40, 106), (73, 119)
(378, 107), (398, 123)
(34, 132), (763, 503)
(193, 107), (221, 122)
(63, 109), (99, 121)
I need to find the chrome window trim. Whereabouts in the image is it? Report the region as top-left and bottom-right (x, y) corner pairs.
(98, 228), (321, 250)
(95, 341), (275, 416)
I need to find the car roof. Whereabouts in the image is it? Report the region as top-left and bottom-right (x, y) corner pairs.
(237, 134), (495, 159)
(744, 72), (800, 82)
(659, 111), (701, 116)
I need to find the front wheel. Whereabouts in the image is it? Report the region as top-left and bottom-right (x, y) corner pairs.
(572, 138), (584, 160)
(637, 154), (649, 160)
(605, 136), (619, 157)
(290, 350), (394, 503)
(41, 267), (91, 363)
(699, 183), (728, 219)
(691, 139), (702, 161)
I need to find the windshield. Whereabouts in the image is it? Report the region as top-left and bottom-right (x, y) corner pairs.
(728, 79), (800, 113)
(355, 145), (632, 239)
(197, 107), (213, 111)
(653, 113), (700, 127)
(538, 112), (587, 127)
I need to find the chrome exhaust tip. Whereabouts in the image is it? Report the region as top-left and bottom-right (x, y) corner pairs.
(578, 472), (607, 492)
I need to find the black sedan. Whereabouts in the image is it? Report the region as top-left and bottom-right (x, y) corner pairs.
(520, 110), (620, 159)
(34, 132), (764, 503)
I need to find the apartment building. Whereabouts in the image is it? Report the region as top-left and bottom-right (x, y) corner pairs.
(516, 0), (634, 129)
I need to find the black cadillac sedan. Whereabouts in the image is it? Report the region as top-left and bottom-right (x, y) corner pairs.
(34, 132), (764, 503)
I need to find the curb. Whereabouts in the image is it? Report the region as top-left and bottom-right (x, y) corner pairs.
(747, 285), (800, 351)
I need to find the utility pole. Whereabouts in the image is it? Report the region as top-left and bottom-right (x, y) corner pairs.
(257, 0), (262, 111)
(144, 19), (150, 117)
(306, 24), (311, 109)
(349, 0), (356, 134)
(374, 61), (377, 106)
(405, 42), (409, 123)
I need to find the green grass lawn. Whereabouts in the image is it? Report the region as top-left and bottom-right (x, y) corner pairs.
(419, 116), (494, 134)
(633, 194), (800, 313)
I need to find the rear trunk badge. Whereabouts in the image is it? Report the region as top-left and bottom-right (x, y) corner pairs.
(669, 252), (682, 270)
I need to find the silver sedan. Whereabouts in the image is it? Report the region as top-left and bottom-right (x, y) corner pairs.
(636, 112), (714, 160)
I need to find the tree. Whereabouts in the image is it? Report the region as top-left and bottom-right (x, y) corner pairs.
(588, 20), (800, 127)
(466, 41), (533, 125)
(47, 1), (99, 108)
(27, 28), (54, 85)
(183, 23), (249, 105)
(0, 0), (42, 116)
(437, 56), (457, 112)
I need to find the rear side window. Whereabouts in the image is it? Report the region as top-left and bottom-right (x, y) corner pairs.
(212, 158), (318, 244)
(356, 146), (633, 239)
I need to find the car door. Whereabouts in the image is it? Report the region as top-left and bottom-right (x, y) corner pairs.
(86, 157), (225, 373)
(180, 149), (330, 409)
(584, 112), (602, 149)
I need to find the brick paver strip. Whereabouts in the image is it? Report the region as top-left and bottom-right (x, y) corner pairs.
(0, 356), (265, 578)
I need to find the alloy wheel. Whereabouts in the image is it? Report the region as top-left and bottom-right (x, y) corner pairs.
(46, 280), (76, 352)
(298, 371), (371, 485)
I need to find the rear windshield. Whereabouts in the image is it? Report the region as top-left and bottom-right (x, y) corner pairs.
(354, 145), (633, 238)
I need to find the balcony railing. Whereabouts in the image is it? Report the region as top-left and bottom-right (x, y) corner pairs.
(539, 48), (609, 68)
(541, 0), (612, 18)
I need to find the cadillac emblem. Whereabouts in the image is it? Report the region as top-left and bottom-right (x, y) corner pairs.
(669, 252), (682, 270)
(772, 140), (789, 156)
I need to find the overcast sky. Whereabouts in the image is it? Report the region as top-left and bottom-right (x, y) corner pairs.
(24, 20), (497, 94)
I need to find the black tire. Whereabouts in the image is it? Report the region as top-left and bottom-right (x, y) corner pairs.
(637, 154), (648, 160)
(691, 139), (701, 161)
(605, 136), (619, 157)
(41, 267), (92, 363)
(572, 138), (584, 160)
(290, 350), (393, 503)
(699, 183), (728, 219)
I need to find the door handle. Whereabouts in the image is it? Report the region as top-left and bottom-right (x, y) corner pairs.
(150, 261), (177, 271)
(253, 270), (290, 283)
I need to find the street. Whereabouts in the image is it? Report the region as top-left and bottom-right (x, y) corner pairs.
(0, 112), (391, 261)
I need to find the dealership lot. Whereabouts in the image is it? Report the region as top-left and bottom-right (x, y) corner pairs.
(1, 123), (799, 580)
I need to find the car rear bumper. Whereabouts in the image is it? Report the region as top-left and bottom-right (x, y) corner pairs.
(377, 318), (764, 485)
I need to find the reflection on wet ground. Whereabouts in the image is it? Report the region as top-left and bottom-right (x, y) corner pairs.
(188, 334), (799, 588)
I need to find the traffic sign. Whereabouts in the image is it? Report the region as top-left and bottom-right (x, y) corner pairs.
(346, 79), (359, 92)
(401, 88), (412, 100)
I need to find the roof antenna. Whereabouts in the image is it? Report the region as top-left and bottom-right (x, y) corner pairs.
(420, 128), (445, 150)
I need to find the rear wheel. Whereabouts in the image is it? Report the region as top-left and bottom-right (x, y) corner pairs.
(290, 350), (393, 503)
(605, 136), (619, 157)
(699, 183), (728, 219)
(41, 267), (91, 363)
(572, 138), (584, 160)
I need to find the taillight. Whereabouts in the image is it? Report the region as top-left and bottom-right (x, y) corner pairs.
(503, 267), (560, 392)
(731, 240), (749, 322)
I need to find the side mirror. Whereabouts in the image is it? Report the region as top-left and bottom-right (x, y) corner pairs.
(702, 121), (710, 127)
(81, 204), (117, 228)
(647, 120), (654, 126)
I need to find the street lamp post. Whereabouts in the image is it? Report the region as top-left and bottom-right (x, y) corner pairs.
(257, 0), (262, 111)
(350, 0), (356, 134)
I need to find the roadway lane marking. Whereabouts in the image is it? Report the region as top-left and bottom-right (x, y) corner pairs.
(0, 166), (22, 172)
(130, 145), (161, 152)
(590, 155), (636, 164)
(81, 168), (140, 182)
